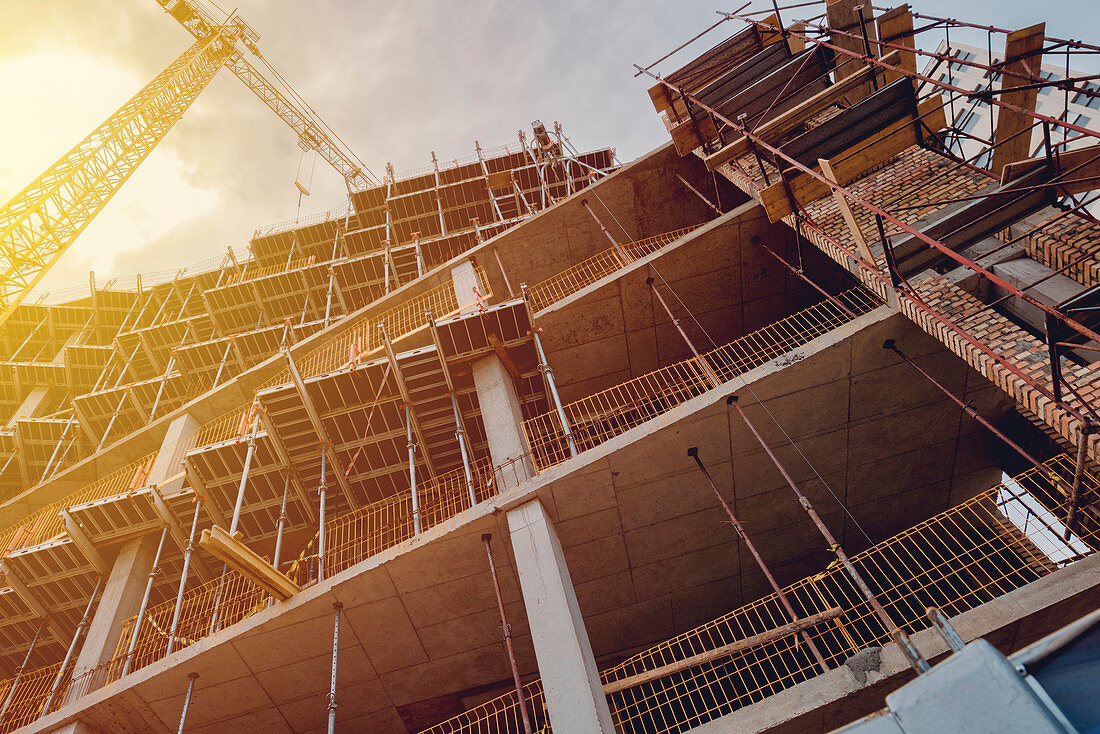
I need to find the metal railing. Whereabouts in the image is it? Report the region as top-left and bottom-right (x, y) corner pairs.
(524, 288), (882, 469)
(525, 224), (706, 313)
(421, 453), (1099, 733)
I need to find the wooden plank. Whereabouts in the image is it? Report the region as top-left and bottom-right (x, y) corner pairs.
(827, 0), (879, 103)
(716, 46), (832, 132)
(667, 113), (718, 157)
(991, 23), (1046, 177)
(602, 607), (844, 695)
(819, 158), (877, 266)
(200, 524), (300, 601)
(876, 5), (917, 73)
(759, 97), (946, 222)
(667, 24), (763, 93)
(703, 50), (902, 172)
(1001, 144), (1100, 195)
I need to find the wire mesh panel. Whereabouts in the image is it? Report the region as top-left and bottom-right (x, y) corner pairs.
(524, 288), (881, 469)
(422, 456), (1099, 734)
(525, 225), (706, 313)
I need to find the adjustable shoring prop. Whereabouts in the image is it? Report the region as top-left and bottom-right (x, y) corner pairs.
(212, 338), (234, 389)
(687, 448), (830, 673)
(326, 602), (343, 734)
(727, 395), (930, 673)
(580, 199), (633, 264)
(674, 173), (723, 216)
(318, 443), (330, 581)
(482, 534), (533, 734)
(646, 277), (722, 388)
(167, 496), (203, 656)
(272, 471), (292, 576)
(520, 284), (577, 459)
(121, 525), (169, 677)
(0, 618), (47, 720)
(41, 576), (103, 716)
(177, 672), (198, 734)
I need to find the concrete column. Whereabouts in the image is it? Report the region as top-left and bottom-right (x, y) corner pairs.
(471, 354), (534, 491)
(147, 412), (201, 486)
(58, 413), (201, 715)
(507, 499), (615, 733)
(5, 333), (81, 429)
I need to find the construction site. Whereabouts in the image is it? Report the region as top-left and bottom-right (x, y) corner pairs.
(0, 0), (1099, 732)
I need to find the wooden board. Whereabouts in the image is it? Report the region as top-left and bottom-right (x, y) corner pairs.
(758, 97), (947, 222)
(1001, 144), (1100, 196)
(200, 524), (300, 601)
(991, 23), (1046, 177)
(876, 5), (917, 73)
(703, 50), (902, 172)
(827, 0), (879, 103)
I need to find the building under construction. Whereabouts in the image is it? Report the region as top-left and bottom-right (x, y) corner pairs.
(0, 1), (1099, 732)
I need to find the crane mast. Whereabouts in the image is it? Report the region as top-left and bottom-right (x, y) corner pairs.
(0, 2), (375, 329)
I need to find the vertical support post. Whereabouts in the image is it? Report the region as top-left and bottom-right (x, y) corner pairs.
(318, 445), (328, 581)
(212, 339), (233, 389)
(273, 472), (292, 573)
(1065, 424), (1092, 537)
(493, 248), (516, 299)
(524, 308), (577, 459)
(230, 408), (260, 534)
(97, 389), (130, 451)
(646, 277), (721, 387)
(383, 240), (393, 294)
(727, 395), (930, 673)
(327, 602), (343, 734)
(413, 234), (425, 278)
(167, 498), (203, 656)
(452, 394), (477, 508)
(177, 672), (198, 734)
(0, 619), (46, 720)
(121, 525), (168, 677)
(406, 404), (420, 534)
(324, 267), (336, 328)
(688, 448), (829, 673)
(482, 534), (533, 734)
(41, 578), (103, 716)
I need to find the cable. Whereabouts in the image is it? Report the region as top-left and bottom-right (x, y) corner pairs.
(585, 185), (875, 545)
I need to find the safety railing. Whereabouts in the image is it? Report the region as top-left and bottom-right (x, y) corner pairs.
(193, 404), (253, 449)
(223, 255), (317, 287)
(255, 265), (491, 392)
(58, 454), (523, 702)
(525, 224), (706, 313)
(524, 288), (882, 469)
(0, 453), (158, 554)
(421, 454), (1099, 733)
(290, 457), (499, 585)
(0, 661), (64, 733)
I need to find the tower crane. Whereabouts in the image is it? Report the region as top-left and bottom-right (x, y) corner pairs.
(0, 0), (378, 328)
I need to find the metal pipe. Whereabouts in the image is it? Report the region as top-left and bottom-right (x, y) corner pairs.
(212, 339), (233, 388)
(883, 340), (1057, 480)
(273, 472), (291, 573)
(40, 416), (76, 482)
(727, 395), (930, 673)
(482, 534), (533, 734)
(176, 672), (198, 734)
(122, 525), (169, 677)
(407, 404), (420, 534)
(0, 619), (46, 720)
(688, 448), (829, 673)
(318, 445), (328, 581)
(230, 410), (260, 535)
(207, 564), (228, 636)
(327, 602), (343, 734)
(527, 318), (577, 458)
(646, 277), (721, 387)
(580, 199), (633, 264)
(167, 498), (203, 656)
(674, 173), (722, 216)
(493, 248), (515, 299)
(752, 237), (859, 319)
(42, 577), (102, 715)
(97, 389), (130, 451)
(451, 394), (477, 508)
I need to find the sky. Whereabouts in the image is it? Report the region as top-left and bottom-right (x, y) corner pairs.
(0, 0), (1095, 295)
